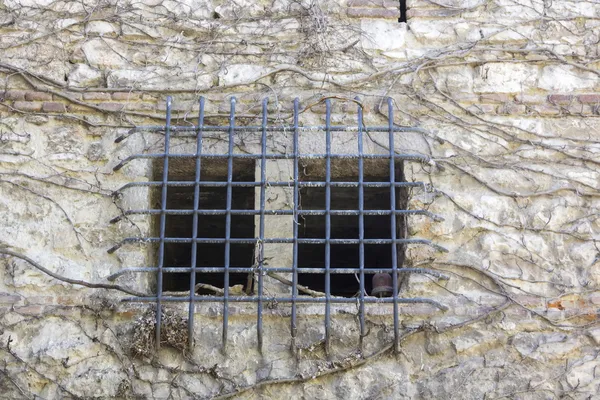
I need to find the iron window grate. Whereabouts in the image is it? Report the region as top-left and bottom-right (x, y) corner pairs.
(109, 96), (448, 354)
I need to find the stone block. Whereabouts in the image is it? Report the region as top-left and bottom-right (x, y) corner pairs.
(218, 64), (268, 86)
(82, 38), (131, 68)
(360, 19), (406, 51)
(539, 65), (598, 91)
(68, 64), (103, 88)
(85, 21), (118, 36)
(587, 327), (600, 345)
(107, 68), (214, 90)
(347, 8), (398, 18)
(409, 19), (458, 44)
(473, 63), (539, 93)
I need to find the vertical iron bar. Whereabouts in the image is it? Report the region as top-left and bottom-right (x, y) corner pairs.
(356, 97), (366, 352)
(324, 99), (332, 357)
(156, 96), (173, 350)
(257, 98), (268, 353)
(291, 98), (300, 354)
(388, 97), (400, 353)
(188, 97), (205, 350)
(399, 0), (407, 23)
(222, 97), (236, 353)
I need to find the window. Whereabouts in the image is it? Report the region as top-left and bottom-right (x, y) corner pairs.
(156, 158), (255, 293)
(297, 158), (408, 297)
(109, 96), (447, 354)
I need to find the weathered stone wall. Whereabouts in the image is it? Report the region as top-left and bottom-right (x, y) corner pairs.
(0, 0), (599, 398)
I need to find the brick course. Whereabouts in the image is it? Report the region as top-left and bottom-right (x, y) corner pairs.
(25, 91), (53, 101)
(42, 102), (67, 113)
(13, 101), (42, 112)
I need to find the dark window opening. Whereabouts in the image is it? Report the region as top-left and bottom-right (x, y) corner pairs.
(297, 159), (408, 297)
(154, 158), (256, 292)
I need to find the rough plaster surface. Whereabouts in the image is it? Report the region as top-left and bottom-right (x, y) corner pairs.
(0, 0), (599, 398)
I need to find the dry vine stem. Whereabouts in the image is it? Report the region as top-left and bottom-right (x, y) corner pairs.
(0, 0), (599, 398)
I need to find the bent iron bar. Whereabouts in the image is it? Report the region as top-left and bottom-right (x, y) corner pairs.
(110, 97), (448, 353)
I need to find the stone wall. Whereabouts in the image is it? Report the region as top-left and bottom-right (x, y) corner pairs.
(0, 0), (599, 398)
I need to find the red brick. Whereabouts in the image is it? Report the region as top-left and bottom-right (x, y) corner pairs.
(2, 90), (26, 101)
(111, 92), (142, 101)
(13, 101), (42, 112)
(548, 94), (574, 104)
(82, 92), (111, 101)
(348, 0), (397, 7)
(98, 102), (125, 112)
(42, 102), (66, 113)
(25, 91), (52, 101)
(577, 94), (600, 104)
(347, 8), (398, 18)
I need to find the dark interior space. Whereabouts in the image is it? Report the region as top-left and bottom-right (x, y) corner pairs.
(297, 159), (408, 297)
(154, 158), (256, 292)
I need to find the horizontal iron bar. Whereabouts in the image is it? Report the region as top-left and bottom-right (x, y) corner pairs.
(115, 125), (430, 143)
(106, 267), (449, 281)
(113, 153), (431, 171)
(120, 295), (448, 310)
(110, 209), (444, 223)
(112, 180), (428, 194)
(107, 237), (448, 253)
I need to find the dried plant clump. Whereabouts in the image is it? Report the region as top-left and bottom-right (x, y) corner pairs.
(130, 308), (189, 358)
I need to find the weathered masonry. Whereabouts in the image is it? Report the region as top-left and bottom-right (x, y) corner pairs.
(1, 0), (600, 399)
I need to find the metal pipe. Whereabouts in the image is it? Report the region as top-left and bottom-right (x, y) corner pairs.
(187, 96), (205, 349)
